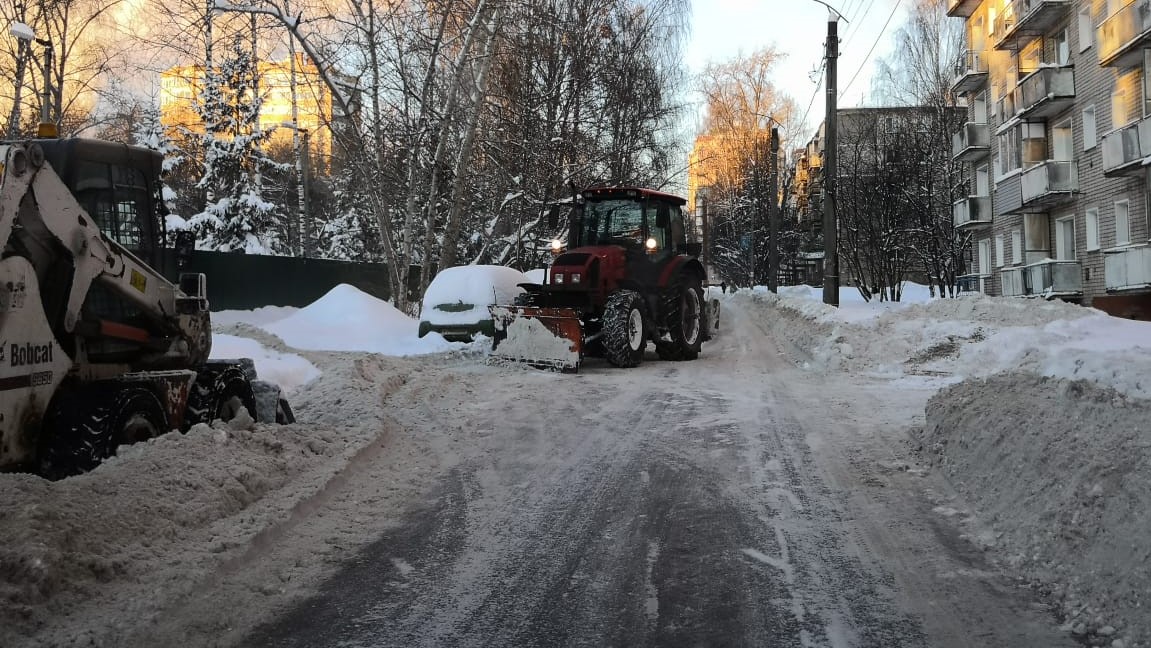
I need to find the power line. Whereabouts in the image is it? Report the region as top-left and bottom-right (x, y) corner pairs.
(843, 0), (876, 48)
(799, 61), (826, 135)
(838, 0), (903, 102)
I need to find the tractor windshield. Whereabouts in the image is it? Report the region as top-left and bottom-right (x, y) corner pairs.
(580, 199), (645, 247)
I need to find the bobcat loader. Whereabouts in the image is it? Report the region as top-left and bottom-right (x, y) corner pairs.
(0, 139), (290, 478)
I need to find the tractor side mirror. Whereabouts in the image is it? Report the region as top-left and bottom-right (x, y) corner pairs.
(547, 205), (560, 229)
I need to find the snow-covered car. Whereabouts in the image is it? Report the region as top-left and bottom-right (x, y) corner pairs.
(417, 265), (529, 342)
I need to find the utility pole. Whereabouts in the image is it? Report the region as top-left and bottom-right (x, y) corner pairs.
(822, 11), (840, 307)
(768, 126), (780, 293)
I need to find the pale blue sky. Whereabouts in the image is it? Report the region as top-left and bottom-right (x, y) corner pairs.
(685, 0), (909, 138)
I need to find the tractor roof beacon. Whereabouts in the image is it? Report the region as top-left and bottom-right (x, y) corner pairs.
(489, 186), (710, 372)
(0, 138), (292, 479)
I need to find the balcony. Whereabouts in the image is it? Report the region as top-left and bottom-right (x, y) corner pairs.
(952, 122), (990, 161)
(953, 195), (992, 229)
(947, 0), (981, 18)
(956, 274), (987, 294)
(1015, 66), (1075, 119)
(996, 0), (1073, 50)
(1025, 259), (1083, 297)
(953, 50), (989, 94)
(1000, 266), (1027, 297)
(1099, 0), (1151, 67)
(1105, 244), (1151, 292)
(1102, 117), (1151, 177)
(1020, 160), (1078, 209)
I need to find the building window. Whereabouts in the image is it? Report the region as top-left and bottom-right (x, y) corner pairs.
(1078, 8), (1093, 52)
(995, 234), (1006, 268)
(1083, 105), (1097, 150)
(978, 239), (991, 275)
(1113, 70), (1141, 128)
(1115, 199), (1131, 245)
(1052, 28), (1070, 65)
(1086, 207), (1100, 251)
(1056, 217), (1076, 260)
(1012, 229), (1023, 264)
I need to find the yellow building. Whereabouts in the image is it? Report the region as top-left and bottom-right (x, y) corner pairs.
(159, 54), (333, 172)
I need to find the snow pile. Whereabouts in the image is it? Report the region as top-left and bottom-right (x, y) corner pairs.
(263, 283), (456, 355)
(922, 375), (1151, 647)
(736, 284), (1151, 646)
(420, 265), (527, 326)
(210, 333), (319, 394)
(738, 287), (1151, 401)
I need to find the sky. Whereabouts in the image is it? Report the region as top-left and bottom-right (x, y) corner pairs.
(210, 278), (1151, 404)
(685, 0), (909, 138)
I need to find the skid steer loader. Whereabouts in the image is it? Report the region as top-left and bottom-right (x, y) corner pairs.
(488, 186), (710, 372)
(0, 138), (291, 479)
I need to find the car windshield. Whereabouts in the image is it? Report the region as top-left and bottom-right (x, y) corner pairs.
(580, 199), (644, 246)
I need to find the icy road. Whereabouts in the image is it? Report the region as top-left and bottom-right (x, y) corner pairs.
(236, 302), (1070, 646)
(3, 295), (1095, 648)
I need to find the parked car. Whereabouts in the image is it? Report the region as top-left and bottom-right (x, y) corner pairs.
(418, 265), (529, 342)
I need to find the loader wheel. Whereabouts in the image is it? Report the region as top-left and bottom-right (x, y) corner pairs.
(656, 277), (703, 361)
(186, 366), (257, 427)
(39, 386), (167, 479)
(602, 290), (646, 368)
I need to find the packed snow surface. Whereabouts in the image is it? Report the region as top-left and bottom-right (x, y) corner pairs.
(2, 280), (1149, 647)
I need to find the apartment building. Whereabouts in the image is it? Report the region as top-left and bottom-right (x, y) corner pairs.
(949, 0), (1151, 318)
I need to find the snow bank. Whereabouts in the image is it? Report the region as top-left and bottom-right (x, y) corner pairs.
(921, 375), (1151, 647)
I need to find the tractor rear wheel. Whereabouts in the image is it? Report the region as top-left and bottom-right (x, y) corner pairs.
(656, 277), (703, 361)
(602, 290), (647, 368)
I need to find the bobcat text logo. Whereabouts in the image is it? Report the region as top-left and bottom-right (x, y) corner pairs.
(10, 342), (53, 367)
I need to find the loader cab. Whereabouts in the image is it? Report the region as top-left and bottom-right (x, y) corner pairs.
(37, 138), (166, 269)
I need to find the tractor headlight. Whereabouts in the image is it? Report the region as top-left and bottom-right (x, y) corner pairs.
(645, 237), (658, 251)
(551, 239), (564, 252)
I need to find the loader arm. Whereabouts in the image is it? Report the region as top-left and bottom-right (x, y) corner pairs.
(0, 143), (209, 368)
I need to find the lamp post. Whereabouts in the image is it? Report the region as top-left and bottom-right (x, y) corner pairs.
(9, 21), (56, 138)
(281, 121), (312, 257)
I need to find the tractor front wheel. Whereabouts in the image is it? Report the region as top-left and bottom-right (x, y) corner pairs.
(602, 290), (647, 368)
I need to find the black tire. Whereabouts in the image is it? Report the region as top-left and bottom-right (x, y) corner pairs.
(186, 366), (257, 427)
(656, 277), (704, 361)
(275, 396), (295, 424)
(39, 385), (167, 479)
(602, 290), (647, 368)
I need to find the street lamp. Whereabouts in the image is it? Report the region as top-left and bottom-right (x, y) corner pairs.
(281, 121), (312, 257)
(9, 21), (56, 138)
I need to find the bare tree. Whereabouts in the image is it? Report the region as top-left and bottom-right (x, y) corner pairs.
(870, 0), (967, 297)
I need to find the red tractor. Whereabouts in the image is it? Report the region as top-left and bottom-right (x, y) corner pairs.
(489, 186), (709, 371)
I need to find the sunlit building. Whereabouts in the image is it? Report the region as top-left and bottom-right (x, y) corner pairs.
(159, 54), (334, 173)
(948, 0), (1151, 317)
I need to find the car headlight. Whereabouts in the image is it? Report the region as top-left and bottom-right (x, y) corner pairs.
(554, 273), (564, 284)
(571, 273), (581, 283)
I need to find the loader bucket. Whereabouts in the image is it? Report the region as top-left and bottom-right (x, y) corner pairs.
(488, 305), (583, 372)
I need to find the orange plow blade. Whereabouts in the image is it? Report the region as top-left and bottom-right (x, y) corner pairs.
(488, 305), (583, 372)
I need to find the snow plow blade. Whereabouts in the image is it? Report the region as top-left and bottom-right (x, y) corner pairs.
(488, 305), (583, 372)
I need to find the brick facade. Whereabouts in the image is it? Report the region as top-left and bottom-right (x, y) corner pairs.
(949, 0), (1151, 311)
